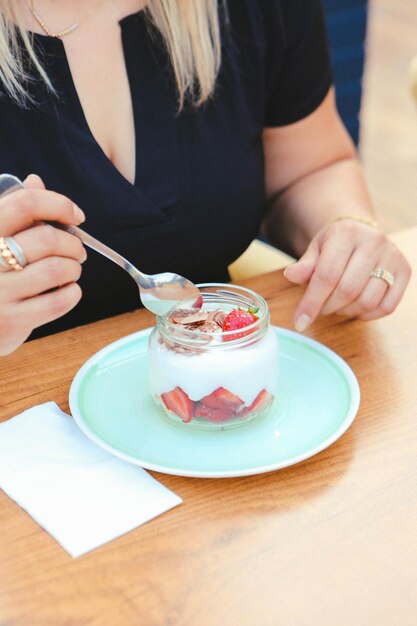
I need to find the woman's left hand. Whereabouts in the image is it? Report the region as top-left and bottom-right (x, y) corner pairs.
(283, 219), (412, 331)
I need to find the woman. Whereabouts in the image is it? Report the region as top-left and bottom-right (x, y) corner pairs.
(0, 0), (411, 355)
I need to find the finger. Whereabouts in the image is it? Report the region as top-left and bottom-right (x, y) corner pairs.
(12, 224), (87, 265)
(23, 174), (45, 190)
(293, 240), (353, 331)
(335, 249), (409, 319)
(335, 274), (388, 318)
(356, 266), (411, 321)
(0, 256), (82, 301)
(320, 250), (380, 315)
(284, 240), (319, 285)
(0, 188), (85, 236)
(16, 282), (82, 330)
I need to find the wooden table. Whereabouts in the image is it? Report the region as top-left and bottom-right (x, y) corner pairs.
(1, 228), (417, 626)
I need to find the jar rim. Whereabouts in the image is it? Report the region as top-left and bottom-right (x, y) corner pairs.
(156, 282), (270, 348)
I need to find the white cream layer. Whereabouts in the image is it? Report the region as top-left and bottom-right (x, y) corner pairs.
(148, 327), (279, 405)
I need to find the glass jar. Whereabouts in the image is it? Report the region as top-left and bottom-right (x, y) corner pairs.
(147, 283), (279, 430)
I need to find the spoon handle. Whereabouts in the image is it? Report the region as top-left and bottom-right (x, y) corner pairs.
(52, 222), (152, 287)
(0, 174), (152, 289)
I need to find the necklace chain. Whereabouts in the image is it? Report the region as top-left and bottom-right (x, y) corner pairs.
(28, 1), (103, 38)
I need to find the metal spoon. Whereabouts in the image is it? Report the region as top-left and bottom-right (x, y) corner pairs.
(0, 174), (202, 316)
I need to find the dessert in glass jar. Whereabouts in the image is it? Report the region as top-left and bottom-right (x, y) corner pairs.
(148, 283), (279, 430)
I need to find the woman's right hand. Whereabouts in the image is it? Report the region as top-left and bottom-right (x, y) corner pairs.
(0, 174), (87, 355)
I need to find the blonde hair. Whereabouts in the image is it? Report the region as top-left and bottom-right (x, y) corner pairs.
(0, 0), (221, 107)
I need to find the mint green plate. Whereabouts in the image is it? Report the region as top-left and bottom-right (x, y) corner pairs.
(69, 327), (360, 478)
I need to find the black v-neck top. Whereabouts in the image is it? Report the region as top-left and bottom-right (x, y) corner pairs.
(0, 0), (332, 338)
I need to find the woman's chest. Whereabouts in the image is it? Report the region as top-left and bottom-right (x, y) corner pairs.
(0, 15), (268, 230)
(62, 24), (136, 185)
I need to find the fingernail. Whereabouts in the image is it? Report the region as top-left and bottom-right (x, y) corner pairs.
(283, 262), (297, 278)
(295, 314), (311, 332)
(73, 204), (85, 222)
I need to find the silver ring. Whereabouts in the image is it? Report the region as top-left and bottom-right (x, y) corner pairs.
(5, 236), (27, 267)
(370, 267), (394, 288)
(0, 236), (27, 271)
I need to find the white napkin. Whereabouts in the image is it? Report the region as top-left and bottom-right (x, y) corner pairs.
(0, 402), (182, 558)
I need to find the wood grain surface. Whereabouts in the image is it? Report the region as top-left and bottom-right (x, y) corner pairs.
(0, 228), (416, 626)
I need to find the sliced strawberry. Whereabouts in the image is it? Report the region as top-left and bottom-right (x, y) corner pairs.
(200, 387), (244, 412)
(244, 389), (273, 415)
(193, 402), (233, 423)
(161, 387), (193, 422)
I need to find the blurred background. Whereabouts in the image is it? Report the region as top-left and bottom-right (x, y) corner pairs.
(360, 0), (417, 232)
(325, 0), (417, 233)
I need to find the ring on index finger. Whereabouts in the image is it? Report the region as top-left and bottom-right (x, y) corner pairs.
(0, 236), (28, 271)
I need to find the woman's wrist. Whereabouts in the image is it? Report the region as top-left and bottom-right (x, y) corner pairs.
(328, 215), (379, 230)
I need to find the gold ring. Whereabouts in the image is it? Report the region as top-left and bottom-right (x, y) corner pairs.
(0, 236), (27, 271)
(370, 267), (394, 288)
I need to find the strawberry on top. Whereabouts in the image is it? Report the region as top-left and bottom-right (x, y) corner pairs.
(222, 309), (258, 333)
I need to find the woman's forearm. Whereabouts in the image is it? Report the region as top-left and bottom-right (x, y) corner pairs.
(264, 155), (376, 258)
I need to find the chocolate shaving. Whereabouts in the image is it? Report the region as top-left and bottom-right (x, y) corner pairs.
(212, 311), (226, 327)
(206, 309), (218, 322)
(170, 309), (198, 323)
(158, 334), (209, 354)
(169, 306), (226, 334)
(199, 321), (222, 333)
(177, 311), (208, 325)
